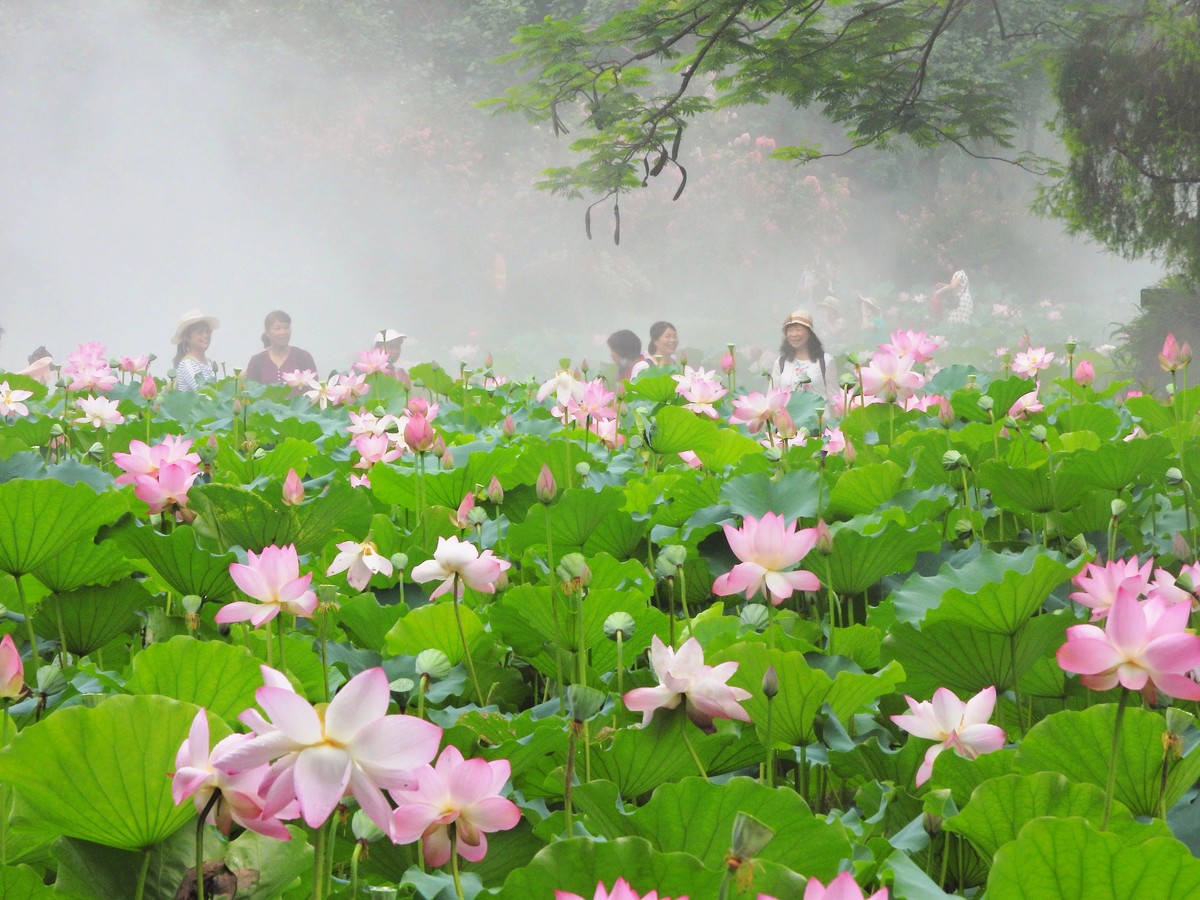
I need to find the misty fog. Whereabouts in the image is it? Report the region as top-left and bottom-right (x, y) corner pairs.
(0, 1), (1163, 380)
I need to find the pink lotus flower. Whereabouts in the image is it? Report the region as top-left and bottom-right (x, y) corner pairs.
(1070, 556), (1153, 620)
(329, 372), (370, 405)
(347, 409), (399, 438)
(859, 350), (924, 402)
(118, 355), (150, 374)
(678, 450), (703, 469)
(567, 379), (617, 425)
(133, 462), (200, 514)
(1074, 360), (1094, 386)
(1011, 347), (1055, 378)
(1159, 333), (1192, 372)
(390, 745), (521, 865)
(673, 366), (727, 418)
(1056, 591), (1200, 702)
(712, 512), (820, 605)
(353, 433), (403, 469)
(354, 347), (393, 375)
(881, 329), (938, 364)
(822, 426), (848, 456)
(790, 871), (889, 900)
(730, 388), (791, 433)
(721, 351), (735, 374)
(326, 540), (394, 592)
(0, 382), (33, 418)
(891, 686), (1006, 787)
(537, 370), (585, 407)
(217, 544), (318, 626)
(556, 880), (679, 900)
(139, 377), (158, 400)
(410, 535), (509, 600)
(282, 469), (305, 505)
(1007, 383), (1043, 419)
(623, 635), (751, 729)
(452, 492), (476, 529)
(282, 369), (318, 390)
(218, 667), (443, 833)
(73, 395), (125, 427)
(114, 436), (200, 486)
(590, 417), (625, 449)
(536, 465), (557, 502)
(0, 633), (24, 701)
(63, 342), (118, 393)
(1147, 563), (1200, 608)
(172, 709), (293, 840)
(404, 414), (437, 453)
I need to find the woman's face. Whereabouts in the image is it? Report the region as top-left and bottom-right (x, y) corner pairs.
(267, 319), (291, 349)
(786, 323), (812, 349)
(656, 327), (679, 356)
(186, 325), (212, 356)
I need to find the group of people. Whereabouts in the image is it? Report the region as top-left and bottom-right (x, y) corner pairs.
(169, 310), (406, 392)
(605, 321), (680, 381)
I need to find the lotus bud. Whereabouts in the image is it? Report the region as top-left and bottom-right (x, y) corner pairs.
(536, 465), (557, 503)
(730, 812), (774, 860)
(954, 519), (974, 539)
(1029, 424), (1048, 443)
(575, 461), (591, 478)
(739, 603), (770, 632)
(351, 809), (386, 844)
(408, 397), (430, 417)
(814, 519), (833, 554)
(87, 442), (105, 461)
(415, 648), (453, 682)
(604, 612), (635, 641)
(282, 469), (305, 505)
(232, 398), (243, 415)
(502, 414), (515, 438)
(580, 358), (589, 376)
(977, 395), (994, 412)
(1165, 467), (1184, 486)
(1110, 498), (1127, 518)
(843, 440), (857, 464)
(775, 409), (798, 440)
(389, 552), (408, 572)
(1073, 360), (1094, 386)
(395, 368), (412, 390)
(440, 448), (455, 469)
(197, 436), (219, 464)
(484, 352), (493, 369)
(403, 414), (436, 453)
(1175, 532), (1191, 558)
(761, 665), (778, 699)
(556, 552), (591, 587)
(566, 684), (606, 722)
(763, 446), (782, 463)
(721, 351), (735, 374)
(431, 434), (447, 458)
(139, 377), (158, 400)
(486, 475), (504, 504)
(0, 635), (23, 700)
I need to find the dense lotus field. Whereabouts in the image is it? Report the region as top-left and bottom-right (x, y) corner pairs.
(1, 336), (1200, 900)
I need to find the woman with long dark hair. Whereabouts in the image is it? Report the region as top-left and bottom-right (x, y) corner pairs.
(769, 310), (836, 402)
(171, 310), (220, 392)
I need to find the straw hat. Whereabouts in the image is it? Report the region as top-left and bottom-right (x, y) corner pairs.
(374, 328), (407, 344)
(171, 310), (220, 345)
(781, 309), (814, 331)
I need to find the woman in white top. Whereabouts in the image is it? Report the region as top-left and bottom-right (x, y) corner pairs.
(770, 310), (837, 404)
(171, 310), (220, 392)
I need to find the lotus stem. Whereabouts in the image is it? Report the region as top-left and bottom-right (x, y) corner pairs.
(677, 563), (692, 636)
(545, 514), (566, 705)
(312, 820), (326, 900)
(449, 826), (466, 900)
(196, 791), (220, 900)
(1101, 690), (1130, 832)
(264, 617), (274, 668)
(133, 849), (151, 900)
(680, 720), (708, 779)
(350, 840), (364, 898)
(451, 576), (485, 706)
(13, 575), (38, 682)
(764, 694), (776, 789)
(323, 813), (337, 897)
(564, 721), (577, 838)
(278, 614), (288, 674)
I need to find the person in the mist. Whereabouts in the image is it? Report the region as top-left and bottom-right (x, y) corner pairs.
(646, 320), (679, 364)
(770, 310), (837, 403)
(172, 310), (220, 392)
(607, 329), (645, 381)
(933, 267), (973, 325)
(374, 328), (406, 365)
(244, 310), (317, 385)
(20, 346), (54, 385)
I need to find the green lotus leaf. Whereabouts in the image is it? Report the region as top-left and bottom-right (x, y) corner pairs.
(1015, 704), (1200, 819)
(1124, 393), (1177, 434)
(223, 825), (313, 900)
(0, 695), (218, 851)
(649, 405), (719, 455)
(0, 480), (127, 576)
(384, 600), (483, 665)
(712, 643), (904, 747)
(824, 515), (942, 596)
(945, 772), (1171, 859)
(33, 579), (151, 656)
(978, 460), (1088, 514)
(588, 713), (696, 798)
(882, 612), (1067, 698)
(507, 487), (637, 556)
(720, 469), (820, 523)
(336, 592), (406, 653)
(695, 429), (766, 470)
(625, 371), (683, 404)
(0, 864), (53, 898)
(29, 538), (133, 594)
(187, 483), (300, 552)
(826, 460), (906, 518)
(986, 818), (1200, 899)
(494, 836), (710, 900)
(108, 521), (237, 600)
(1060, 434), (1170, 492)
(1058, 403), (1122, 440)
(928, 748), (1017, 808)
(408, 361), (458, 396)
(125, 636), (264, 722)
(292, 479), (374, 554)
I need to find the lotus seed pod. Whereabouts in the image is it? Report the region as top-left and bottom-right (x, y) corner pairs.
(941, 450), (963, 471)
(415, 649), (453, 681)
(763, 446), (782, 463)
(740, 603), (770, 631)
(954, 519), (974, 539)
(977, 395), (994, 412)
(389, 552), (408, 571)
(181, 595), (203, 615)
(604, 611), (635, 640)
(659, 545), (687, 569)
(1065, 339), (1078, 355)
(316, 584), (341, 605)
(1029, 424), (1047, 443)
(575, 461), (591, 478)
(1110, 498), (1127, 517)
(1166, 467), (1184, 486)
(556, 552), (591, 586)
(351, 809), (386, 843)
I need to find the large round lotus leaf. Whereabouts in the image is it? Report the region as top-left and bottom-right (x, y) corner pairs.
(125, 636), (265, 723)
(0, 864), (54, 898)
(109, 521), (237, 600)
(0, 480), (126, 576)
(32, 579), (150, 656)
(988, 818), (1200, 898)
(0, 694), (217, 851)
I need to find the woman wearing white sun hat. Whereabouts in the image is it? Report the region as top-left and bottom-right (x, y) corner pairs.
(171, 310), (220, 392)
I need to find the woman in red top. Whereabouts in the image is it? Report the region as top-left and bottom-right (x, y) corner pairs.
(244, 310), (317, 385)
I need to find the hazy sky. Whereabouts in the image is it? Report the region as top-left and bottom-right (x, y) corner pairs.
(0, 1), (1164, 378)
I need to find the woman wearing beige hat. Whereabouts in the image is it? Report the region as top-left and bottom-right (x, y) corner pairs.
(770, 310), (837, 403)
(171, 310), (220, 392)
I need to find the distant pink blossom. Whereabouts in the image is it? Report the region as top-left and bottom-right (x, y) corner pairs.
(354, 347), (393, 375)
(623, 635), (751, 730)
(410, 535), (509, 599)
(1011, 347), (1054, 378)
(63, 342), (118, 393)
(217, 544), (317, 626)
(118, 355), (150, 374)
(282, 369), (318, 390)
(1070, 556), (1153, 620)
(556, 880), (680, 900)
(880, 330), (938, 364)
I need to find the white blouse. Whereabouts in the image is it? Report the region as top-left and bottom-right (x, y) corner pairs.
(771, 353), (835, 402)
